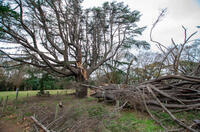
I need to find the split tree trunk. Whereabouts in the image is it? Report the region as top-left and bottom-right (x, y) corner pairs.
(75, 75), (88, 98)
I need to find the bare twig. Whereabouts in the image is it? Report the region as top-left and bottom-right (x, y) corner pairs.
(150, 8), (168, 54)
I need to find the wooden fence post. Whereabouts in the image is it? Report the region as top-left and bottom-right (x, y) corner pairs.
(15, 88), (19, 109)
(54, 104), (59, 120)
(26, 92), (29, 100)
(0, 98), (3, 106)
(2, 96), (8, 112)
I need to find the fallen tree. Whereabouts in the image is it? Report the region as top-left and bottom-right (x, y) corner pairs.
(81, 9), (200, 131)
(82, 74), (200, 131)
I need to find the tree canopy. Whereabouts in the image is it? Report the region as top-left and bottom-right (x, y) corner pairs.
(0, 0), (147, 83)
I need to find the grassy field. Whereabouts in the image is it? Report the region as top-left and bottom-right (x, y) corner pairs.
(0, 89), (74, 100)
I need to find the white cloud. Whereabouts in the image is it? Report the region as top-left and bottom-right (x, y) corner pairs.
(82, 0), (200, 50)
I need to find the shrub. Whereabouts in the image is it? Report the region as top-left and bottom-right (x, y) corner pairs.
(87, 105), (107, 120)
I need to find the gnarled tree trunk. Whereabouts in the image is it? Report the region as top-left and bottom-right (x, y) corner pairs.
(75, 75), (88, 98)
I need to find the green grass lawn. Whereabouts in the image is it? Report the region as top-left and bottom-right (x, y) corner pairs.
(0, 89), (74, 100)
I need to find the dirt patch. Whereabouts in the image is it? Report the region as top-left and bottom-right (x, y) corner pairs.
(0, 120), (23, 132)
(0, 95), (69, 132)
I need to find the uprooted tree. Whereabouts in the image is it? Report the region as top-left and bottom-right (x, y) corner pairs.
(0, 0), (148, 97)
(84, 9), (200, 131)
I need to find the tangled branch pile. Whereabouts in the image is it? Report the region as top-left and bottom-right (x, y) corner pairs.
(83, 75), (200, 131)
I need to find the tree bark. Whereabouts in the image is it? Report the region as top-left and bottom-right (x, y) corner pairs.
(75, 75), (88, 98)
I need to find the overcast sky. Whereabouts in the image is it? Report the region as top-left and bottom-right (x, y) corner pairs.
(82, 0), (200, 50)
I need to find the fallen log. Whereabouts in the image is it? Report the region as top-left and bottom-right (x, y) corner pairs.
(31, 116), (54, 132)
(142, 75), (200, 84)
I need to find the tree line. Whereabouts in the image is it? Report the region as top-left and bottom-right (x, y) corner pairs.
(0, 64), (73, 91)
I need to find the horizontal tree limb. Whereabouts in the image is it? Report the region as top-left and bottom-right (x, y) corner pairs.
(31, 116), (55, 132)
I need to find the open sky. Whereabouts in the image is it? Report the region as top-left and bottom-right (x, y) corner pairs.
(82, 0), (200, 50)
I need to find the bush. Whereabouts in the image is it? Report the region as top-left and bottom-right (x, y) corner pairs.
(87, 105), (108, 120)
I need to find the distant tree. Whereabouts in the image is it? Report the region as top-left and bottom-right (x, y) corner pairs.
(25, 68), (40, 90)
(9, 64), (27, 90)
(0, 0), (146, 97)
(129, 51), (162, 83)
(98, 39), (150, 84)
(180, 39), (200, 75)
(0, 58), (28, 91)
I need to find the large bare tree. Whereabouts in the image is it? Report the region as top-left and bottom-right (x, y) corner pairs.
(0, 0), (145, 97)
